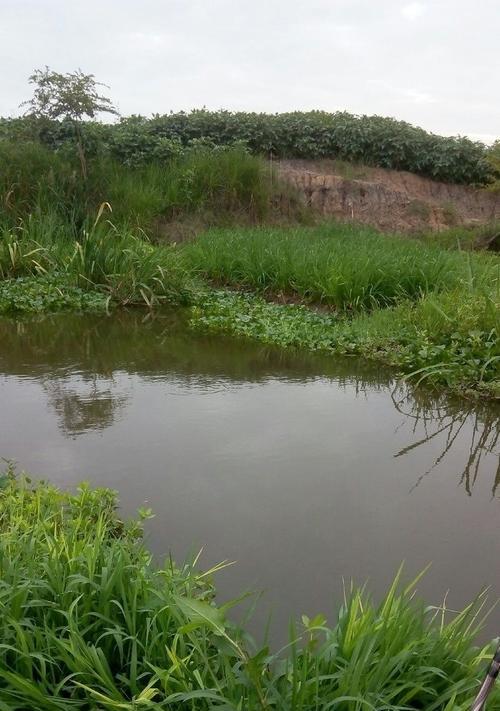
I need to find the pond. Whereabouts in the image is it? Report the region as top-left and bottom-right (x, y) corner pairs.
(0, 310), (499, 642)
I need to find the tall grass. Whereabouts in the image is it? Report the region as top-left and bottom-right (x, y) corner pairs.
(0, 214), (195, 305)
(0, 471), (498, 710)
(0, 142), (91, 228)
(183, 224), (498, 311)
(340, 288), (500, 391)
(0, 141), (294, 233)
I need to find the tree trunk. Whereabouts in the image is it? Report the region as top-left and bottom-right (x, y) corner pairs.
(74, 122), (87, 180)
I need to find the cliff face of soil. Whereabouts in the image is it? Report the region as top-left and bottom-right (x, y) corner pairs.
(279, 159), (500, 233)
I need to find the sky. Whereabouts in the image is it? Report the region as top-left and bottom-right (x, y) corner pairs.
(1, 0), (499, 142)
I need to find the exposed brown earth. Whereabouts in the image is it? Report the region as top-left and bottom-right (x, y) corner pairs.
(278, 159), (500, 234)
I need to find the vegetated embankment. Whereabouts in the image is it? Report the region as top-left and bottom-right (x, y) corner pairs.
(184, 224), (500, 398)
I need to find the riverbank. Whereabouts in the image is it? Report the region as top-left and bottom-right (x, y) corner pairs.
(1, 141), (498, 397)
(184, 224), (498, 398)
(0, 471), (497, 710)
(189, 286), (499, 399)
(1, 222), (498, 398)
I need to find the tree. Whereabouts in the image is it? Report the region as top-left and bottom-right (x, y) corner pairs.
(21, 67), (118, 178)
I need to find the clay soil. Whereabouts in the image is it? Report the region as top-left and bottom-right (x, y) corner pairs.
(278, 159), (500, 234)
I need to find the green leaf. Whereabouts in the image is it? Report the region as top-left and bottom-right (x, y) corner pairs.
(174, 595), (227, 636)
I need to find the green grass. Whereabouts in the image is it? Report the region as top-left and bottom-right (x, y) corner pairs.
(0, 141), (298, 233)
(338, 288), (499, 391)
(415, 223), (500, 251)
(0, 214), (196, 307)
(0, 471), (498, 710)
(182, 224), (497, 311)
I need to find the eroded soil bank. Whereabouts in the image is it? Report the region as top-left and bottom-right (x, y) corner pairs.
(279, 158), (500, 235)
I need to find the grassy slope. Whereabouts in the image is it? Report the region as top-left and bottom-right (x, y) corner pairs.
(0, 142), (300, 309)
(0, 472), (497, 711)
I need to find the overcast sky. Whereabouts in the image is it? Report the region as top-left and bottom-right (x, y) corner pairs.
(1, 0), (499, 141)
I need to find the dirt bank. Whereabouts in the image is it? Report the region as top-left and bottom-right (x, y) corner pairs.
(278, 159), (500, 233)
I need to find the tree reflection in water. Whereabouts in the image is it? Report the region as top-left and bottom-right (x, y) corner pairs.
(41, 375), (129, 437)
(391, 387), (500, 496)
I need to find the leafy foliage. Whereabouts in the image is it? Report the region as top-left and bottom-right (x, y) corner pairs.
(0, 275), (107, 314)
(1, 109), (492, 184)
(486, 140), (500, 189)
(21, 67), (118, 122)
(20, 67), (118, 180)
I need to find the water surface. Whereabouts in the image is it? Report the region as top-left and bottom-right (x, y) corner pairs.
(0, 311), (499, 640)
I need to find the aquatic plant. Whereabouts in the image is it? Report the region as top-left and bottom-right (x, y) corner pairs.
(189, 288), (499, 397)
(0, 275), (107, 314)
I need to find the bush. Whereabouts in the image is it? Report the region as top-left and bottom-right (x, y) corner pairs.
(1, 110), (493, 184)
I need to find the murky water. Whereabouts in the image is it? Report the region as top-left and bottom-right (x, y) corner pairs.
(0, 311), (499, 641)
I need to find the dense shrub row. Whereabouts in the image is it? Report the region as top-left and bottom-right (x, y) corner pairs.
(0, 110), (493, 184)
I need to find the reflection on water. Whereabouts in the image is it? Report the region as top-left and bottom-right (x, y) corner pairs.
(0, 310), (499, 641)
(42, 375), (130, 437)
(2, 311), (498, 490)
(391, 389), (500, 497)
